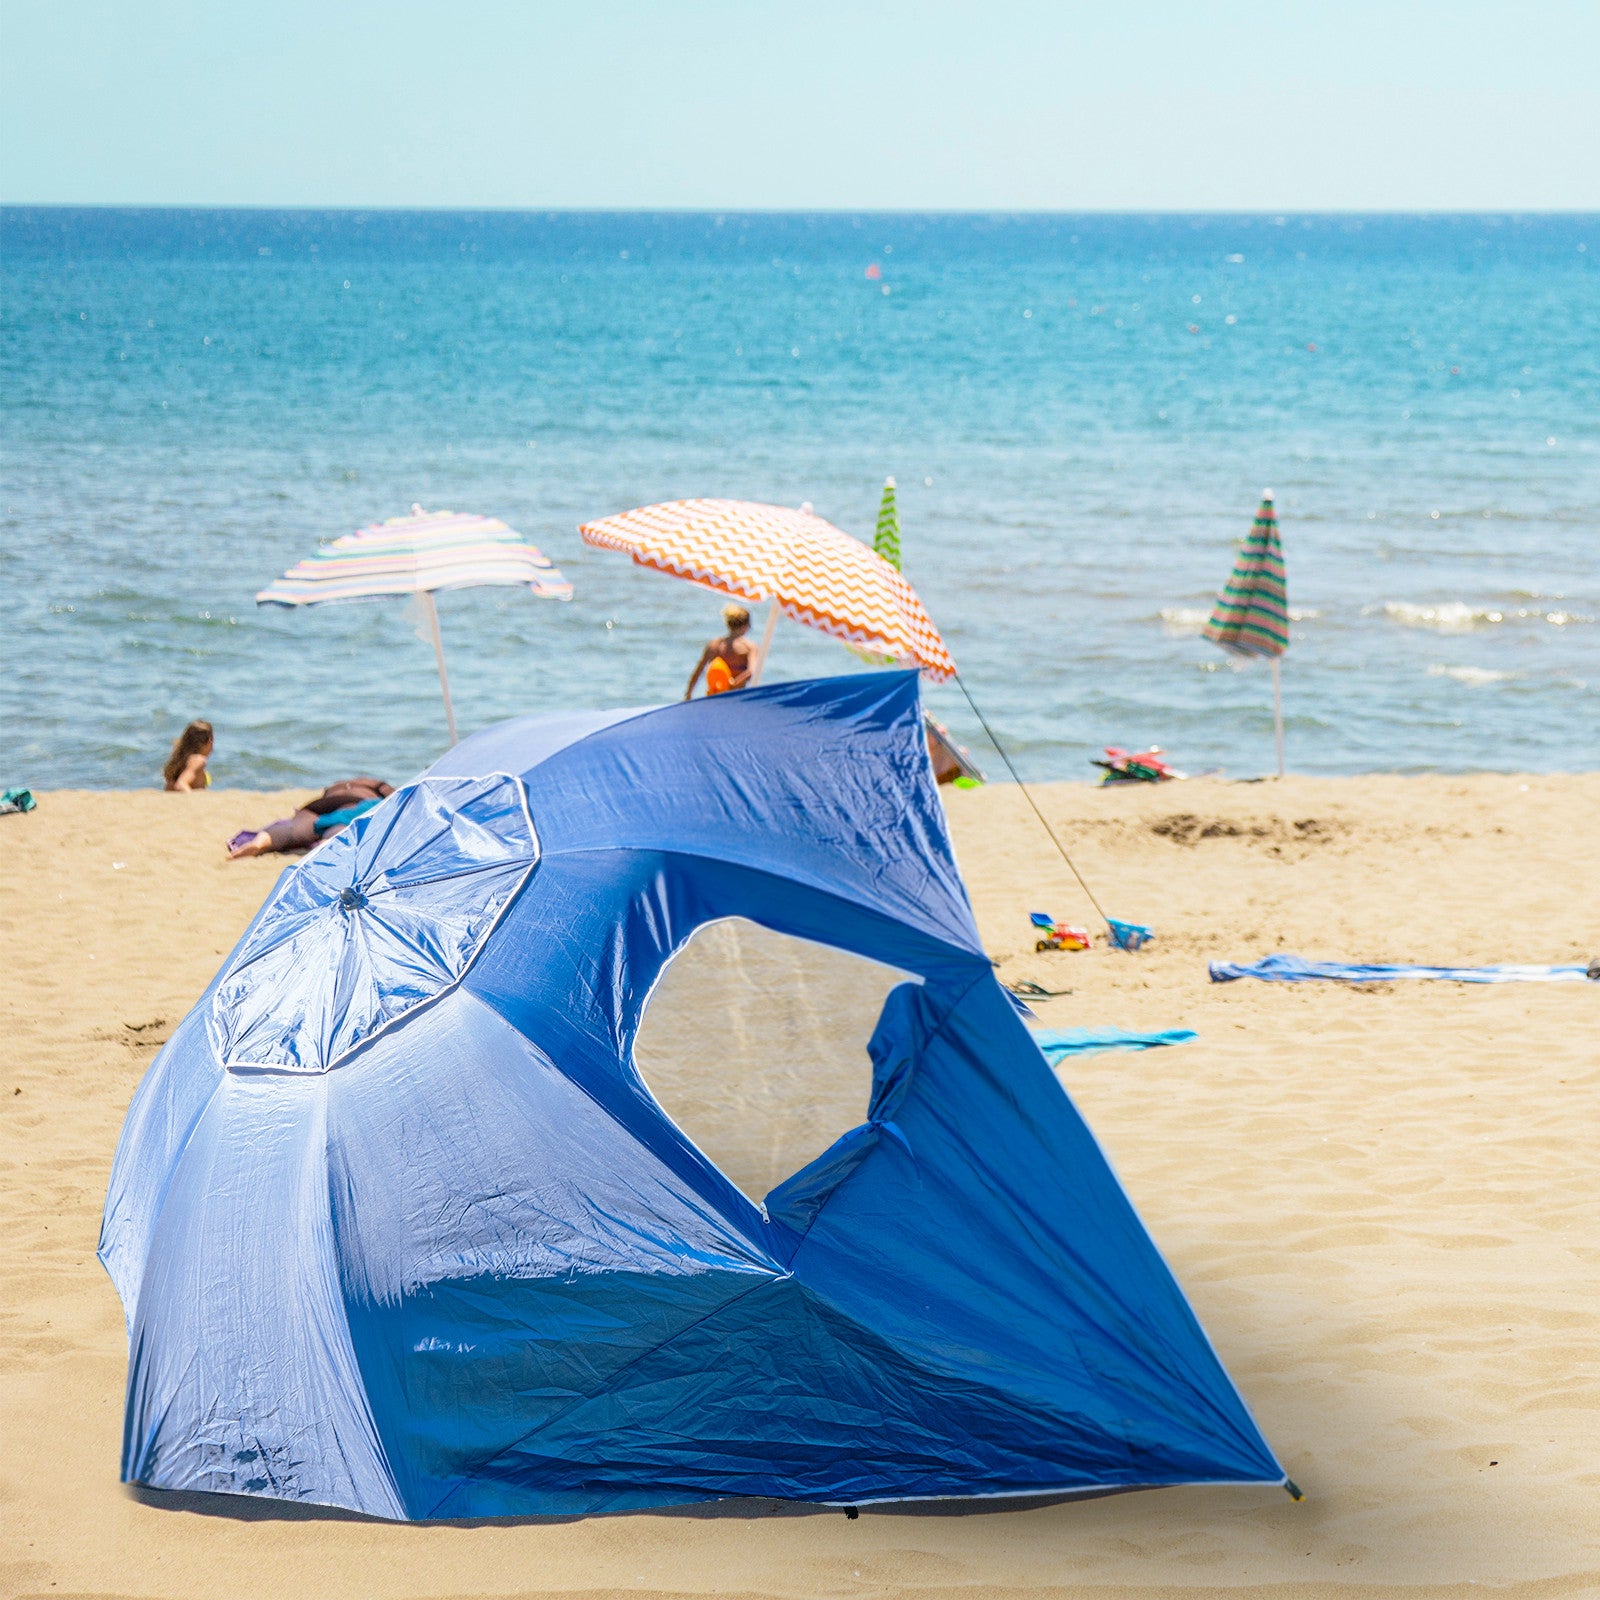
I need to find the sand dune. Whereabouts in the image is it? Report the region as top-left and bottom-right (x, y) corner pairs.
(2, 776), (1597, 1598)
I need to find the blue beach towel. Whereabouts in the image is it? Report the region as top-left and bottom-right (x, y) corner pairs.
(1210, 954), (1596, 985)
(1032, 1027), (1197, 1062)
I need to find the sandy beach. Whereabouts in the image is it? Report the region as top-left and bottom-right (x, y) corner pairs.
(2, 774), (1597, 1599)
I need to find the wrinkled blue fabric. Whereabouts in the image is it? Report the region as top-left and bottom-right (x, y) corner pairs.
(1210, 953), (1594, 985)
(101, 672), (1284, 1519)
(1032, 1027), (1198, 1061)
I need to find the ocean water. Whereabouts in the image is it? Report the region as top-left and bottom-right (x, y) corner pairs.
(2, 208), (1597, 790)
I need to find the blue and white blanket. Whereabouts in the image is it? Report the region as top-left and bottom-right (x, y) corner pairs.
(1210, 953), (1596, 985)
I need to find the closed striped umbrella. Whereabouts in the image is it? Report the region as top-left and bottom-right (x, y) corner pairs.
(257, 507), (573, 746)
(1203, 492), (1289, 772)
(579, 497), (954, 681)
(1203, 494), (1288, 658)
(873, 477), (902, 571)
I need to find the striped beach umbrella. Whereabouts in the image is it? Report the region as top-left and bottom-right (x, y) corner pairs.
(579, 497), (955, 682)
(1203, 491), (1289, 773)
(257, 506), (573, 745)
(873, 477), (902, 571)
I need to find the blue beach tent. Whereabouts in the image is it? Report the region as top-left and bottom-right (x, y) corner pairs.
(99, 672), (1285, 1519)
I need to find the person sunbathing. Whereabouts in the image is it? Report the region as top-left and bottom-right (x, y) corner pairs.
(163, 720), (214, 791)
(684, 605), (757, 698)
(227, 778), (395, 858)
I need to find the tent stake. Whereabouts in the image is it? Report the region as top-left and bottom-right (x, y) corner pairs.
(419, 589), (459, 747)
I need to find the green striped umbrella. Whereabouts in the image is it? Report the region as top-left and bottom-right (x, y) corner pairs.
(1204, 492), (1289, 773)
(873, 477), (901, 571)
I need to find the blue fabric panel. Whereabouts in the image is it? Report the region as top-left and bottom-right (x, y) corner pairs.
(518, 673), (984, 962)
(459, 848), (772, 1240)
(764, 1122), (883, 1235)
(121, 1071), (403, 1517)
(1210, 953), (1594, 984)
(423, 1273), (1192, 1516)
(425, 706), (651, 781)
(98, 1004), (226, 1329)
(763, 980), (929, 1235)
(99, 860), (302, 1327)
(1032, 1027), (1198, 1059)
(322, 991), (779, 1518)
(786, 976), (1281, 1486)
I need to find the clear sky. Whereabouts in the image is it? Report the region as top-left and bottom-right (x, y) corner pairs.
(2, 0), (1597, 210)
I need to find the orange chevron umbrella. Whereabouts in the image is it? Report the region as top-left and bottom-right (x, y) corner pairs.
(579, 498), (955, 681)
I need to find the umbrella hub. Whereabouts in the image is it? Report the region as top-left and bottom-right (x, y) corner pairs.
(210, 773), (540, 1074)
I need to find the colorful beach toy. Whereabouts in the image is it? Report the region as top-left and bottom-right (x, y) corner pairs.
(1031, 912), (1092, 952)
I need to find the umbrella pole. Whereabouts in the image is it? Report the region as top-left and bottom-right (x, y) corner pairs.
(1271, 656), (1284, 777)
(419, 589), (459, 747)
(750, 601), (779, 686)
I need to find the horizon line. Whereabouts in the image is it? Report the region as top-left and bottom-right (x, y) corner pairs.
(4, 202), (1598, 219)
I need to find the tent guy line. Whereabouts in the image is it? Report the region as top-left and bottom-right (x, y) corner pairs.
(952, 673), (1116, 936)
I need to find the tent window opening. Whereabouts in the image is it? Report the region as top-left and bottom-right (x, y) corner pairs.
(632, 917), (919, 1205)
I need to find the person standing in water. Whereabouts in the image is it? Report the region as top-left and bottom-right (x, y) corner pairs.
(684, 605), (757, 699)
(163, 720), (214, 791)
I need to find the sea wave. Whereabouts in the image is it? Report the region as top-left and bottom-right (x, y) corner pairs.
(1160, 604), (1319, 635)
(1382, 602), (1592, 631)
(1427, 664), (1515, 686)
(1384, 602), (1502, 630)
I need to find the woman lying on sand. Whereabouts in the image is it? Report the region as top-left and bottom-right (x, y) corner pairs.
(228, 777), (395, 858)
(163, 721), (214, 791)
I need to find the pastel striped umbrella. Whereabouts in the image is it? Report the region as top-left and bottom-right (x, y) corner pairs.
(1203, 491), (1289, 773)
(257, 507), (573, 746)
(579, 497), (955, 681)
